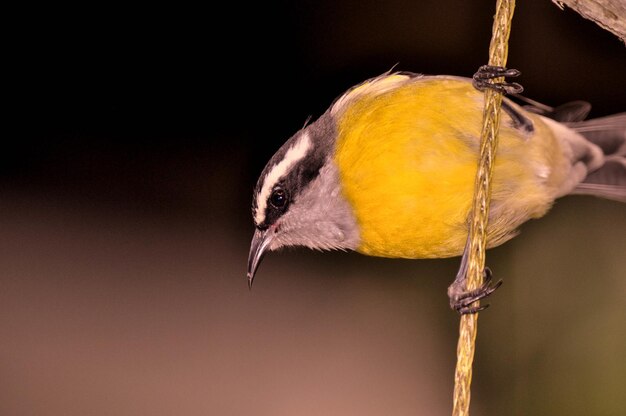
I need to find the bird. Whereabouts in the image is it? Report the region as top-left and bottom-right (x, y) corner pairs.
(246, 71), (626, 311)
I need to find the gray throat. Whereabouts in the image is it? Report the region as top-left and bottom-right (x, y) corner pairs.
(271, 159), (361, 252)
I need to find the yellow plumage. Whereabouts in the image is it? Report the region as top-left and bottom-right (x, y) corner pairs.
(247, 72), (623, 286)
(334, 76), (570, 258)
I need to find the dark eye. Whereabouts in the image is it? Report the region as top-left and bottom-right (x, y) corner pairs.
(269, 187), (287, 209)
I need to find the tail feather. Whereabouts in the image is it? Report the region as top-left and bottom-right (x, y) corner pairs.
(572, 183), (626, 202)
(571, 159), (626, 202)
(567, 113), (626, 156)
(568, 112), (626, 202)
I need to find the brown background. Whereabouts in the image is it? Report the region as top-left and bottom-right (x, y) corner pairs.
(3, 1), (625, 415)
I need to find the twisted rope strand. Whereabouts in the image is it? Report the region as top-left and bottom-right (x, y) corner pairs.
(452, 1), (516, 415)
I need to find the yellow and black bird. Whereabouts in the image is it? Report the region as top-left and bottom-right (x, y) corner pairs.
(247, 72), (625, 310)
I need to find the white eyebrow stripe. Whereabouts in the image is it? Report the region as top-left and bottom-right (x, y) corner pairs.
(254, 132), (312, 225)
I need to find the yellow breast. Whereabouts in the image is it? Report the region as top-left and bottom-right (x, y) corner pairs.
(334, 77), (565, 259)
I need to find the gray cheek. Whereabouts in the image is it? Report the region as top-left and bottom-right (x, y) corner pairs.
(315, 222), (345, 242)
(266, 160), (361, 252)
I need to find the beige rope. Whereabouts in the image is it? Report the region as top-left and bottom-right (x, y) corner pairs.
(452, 1), (516, 415)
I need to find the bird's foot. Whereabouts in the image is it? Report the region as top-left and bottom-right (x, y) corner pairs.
(472, 65), (523, 95)
(448, 267), (503, 315)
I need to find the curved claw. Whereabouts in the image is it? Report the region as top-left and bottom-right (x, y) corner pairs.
(472, 65), (524, 94)
(449, 267), (503, 315)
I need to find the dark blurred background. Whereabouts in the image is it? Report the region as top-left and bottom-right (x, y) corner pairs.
(2, 1), (625, 415)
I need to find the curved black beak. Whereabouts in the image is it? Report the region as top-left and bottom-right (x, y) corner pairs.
(247, 228), (273, 289)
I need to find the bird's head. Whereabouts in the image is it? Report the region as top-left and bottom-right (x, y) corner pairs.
(247, 113), (360, 287)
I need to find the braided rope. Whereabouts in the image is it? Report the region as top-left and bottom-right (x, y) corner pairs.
(452, 1), (516, 415)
